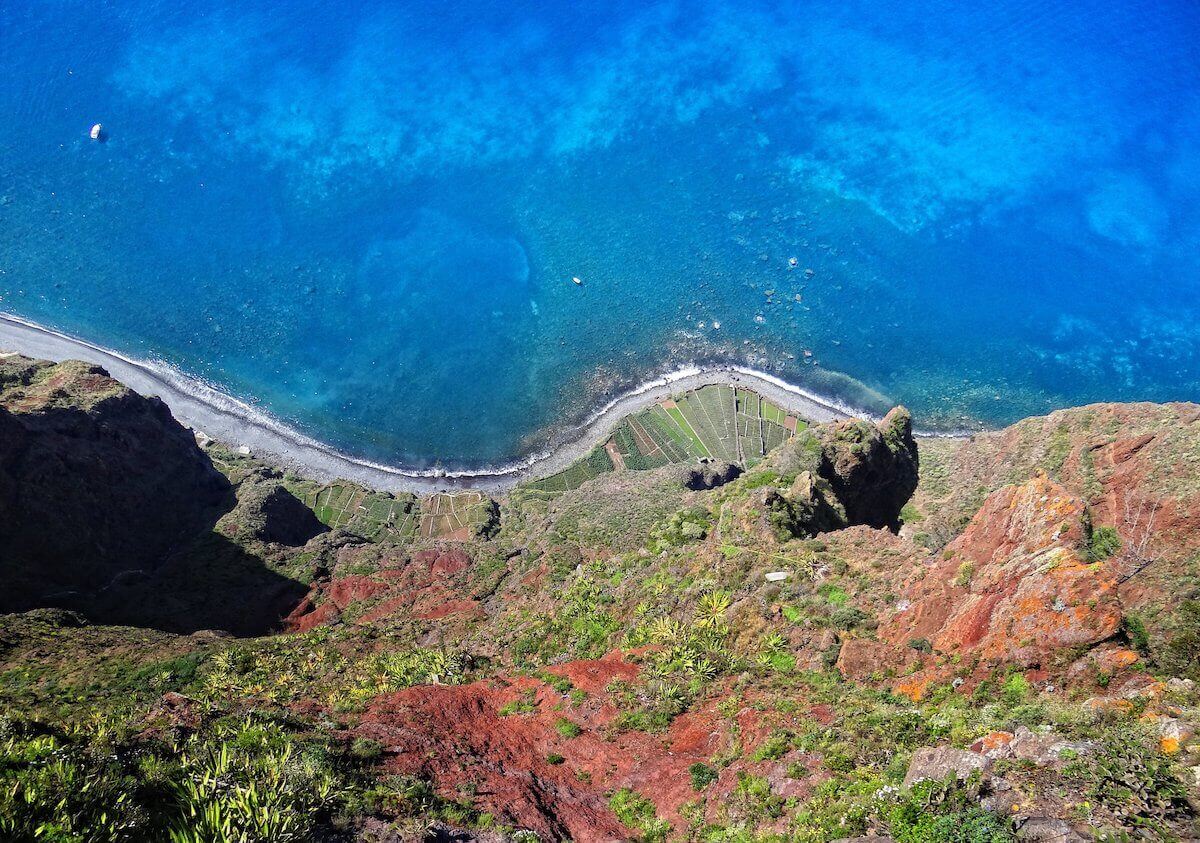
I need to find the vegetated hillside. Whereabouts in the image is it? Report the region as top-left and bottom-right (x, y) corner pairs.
(1, 356), (1199, 842)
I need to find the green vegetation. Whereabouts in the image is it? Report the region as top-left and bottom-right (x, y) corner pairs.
(525, 446), (614, 493)
(885, 775), (1015, 843)
(6, 373), (1200, 842)
(418, 492), (499, 539)
(648, 506), (713, 553)
(1042, 423), (1072, 479)
(609, 788), (670, 841)
(1084, 525), (1122, 562)
(289, 480), (418, 542)
(554, 718), (582, 738)
(689, 761), (718, 791)
(520, 385), (803, 497)
(955, 561), (975, 588)
(1161, 600), (1200, 679)
(0, 714), (366, 843)
(1064, 726), (1192, 833)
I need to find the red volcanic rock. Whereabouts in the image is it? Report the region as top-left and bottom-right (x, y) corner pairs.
(285, 599), (339, 632)
(413, 598), (481, 620)
(430, 547), (471, 577)
(285, 575), (388, 630)
(358, 681), (633, 841)
(836, 637), (917, 680)
(874, 474), (1123, 685)
(919, 403), (1200, 616)
(544, 650), (640, 694)
(327, 575), (387, 609)
(349, 652), (826, 840)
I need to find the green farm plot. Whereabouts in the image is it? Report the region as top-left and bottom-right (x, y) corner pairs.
(660, 403), (712, 458)
(520, 384), (809, 494)
(525, 446), (615, 493)
(289, 481), (418, 542)
(613, 420), (670, 471)
(419, 492), (498, 539)
(677, 385), (739, 463)
(647, 405), (699, 457)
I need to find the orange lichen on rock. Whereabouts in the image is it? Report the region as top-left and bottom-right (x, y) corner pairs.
(876, 474), (1123, 683)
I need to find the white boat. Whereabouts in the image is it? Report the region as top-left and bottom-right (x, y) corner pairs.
(571, 276), (583, 285)
(89, 123), (102, 140)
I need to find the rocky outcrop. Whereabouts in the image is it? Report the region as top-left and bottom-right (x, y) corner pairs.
(219, 469), (327, 546)
(681, 460), (743, 490)
(765, 407), (919, 537)
(903, 745), (990, 787)
(0, 357), (229, 612)
(837, 474), (1126, 691)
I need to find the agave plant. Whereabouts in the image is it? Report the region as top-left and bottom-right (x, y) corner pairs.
(695, 590), (732, 633)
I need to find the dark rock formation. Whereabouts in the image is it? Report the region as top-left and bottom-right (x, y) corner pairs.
(219, 469), (327, 546)
(681, 460), (743, 490)
(766, 406), (919, 537)
(0, 357), (229, 612)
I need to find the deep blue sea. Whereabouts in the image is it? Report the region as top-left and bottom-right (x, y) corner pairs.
(2, 0), (1199, 467)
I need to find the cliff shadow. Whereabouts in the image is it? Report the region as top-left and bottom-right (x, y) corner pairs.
(80, 529), (312, 637)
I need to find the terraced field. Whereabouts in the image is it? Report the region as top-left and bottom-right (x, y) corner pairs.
(526, 385), (805, 493)
(419, 492), (499, 539)
(288, 481), (419, 542)
(524, 446), (614, 494)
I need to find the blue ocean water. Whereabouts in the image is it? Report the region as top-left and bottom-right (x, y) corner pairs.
(1, 0), (1198, 467)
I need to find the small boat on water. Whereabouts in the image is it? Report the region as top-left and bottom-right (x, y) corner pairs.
(89, 123), (103, 140)
(571, 276), (583, 285)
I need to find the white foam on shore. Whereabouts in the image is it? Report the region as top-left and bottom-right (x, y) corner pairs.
(0, 311), (968, 492)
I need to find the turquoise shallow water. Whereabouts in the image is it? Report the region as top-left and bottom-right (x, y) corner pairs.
(1, 0), (1199, 467)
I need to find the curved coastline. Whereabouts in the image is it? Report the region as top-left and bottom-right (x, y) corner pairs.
(0, 312), (957, 493)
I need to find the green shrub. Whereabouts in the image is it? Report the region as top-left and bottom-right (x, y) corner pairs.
(609, 788), (670, 841)
(749, 730), (793, 762)
(1123, 614), (1150, 657)
(1161, 600), (1200, 679)
(554, 718), (582, 739)
(648, 507), (713, 554)
(830, 606), (871, 631)
(689, 762), (718, 791)
(1085, 526), (1122, 562)
(955, 562), (975, 588)
(1064, 725), (1191, 831)
(350, 737), (384, 762)
(0, 714), (360, 843)
(819, 584), (849, 606)
(1000, 673), (1031, 705)
(887, 774), (1015, 843)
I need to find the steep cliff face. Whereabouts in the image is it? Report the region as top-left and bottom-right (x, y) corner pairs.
(0, 357), (229, 612)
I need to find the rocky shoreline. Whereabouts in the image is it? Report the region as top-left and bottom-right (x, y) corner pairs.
(1, 312), (863, 493)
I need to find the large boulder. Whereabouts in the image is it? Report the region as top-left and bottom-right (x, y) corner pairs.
(0, 356), (229, 611)
(903, 745), (990, 787)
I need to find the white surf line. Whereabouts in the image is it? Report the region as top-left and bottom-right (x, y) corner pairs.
(0, 311), (968, 493)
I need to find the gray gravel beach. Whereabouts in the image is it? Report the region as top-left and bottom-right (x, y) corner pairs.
(1, 312), (855, 493)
